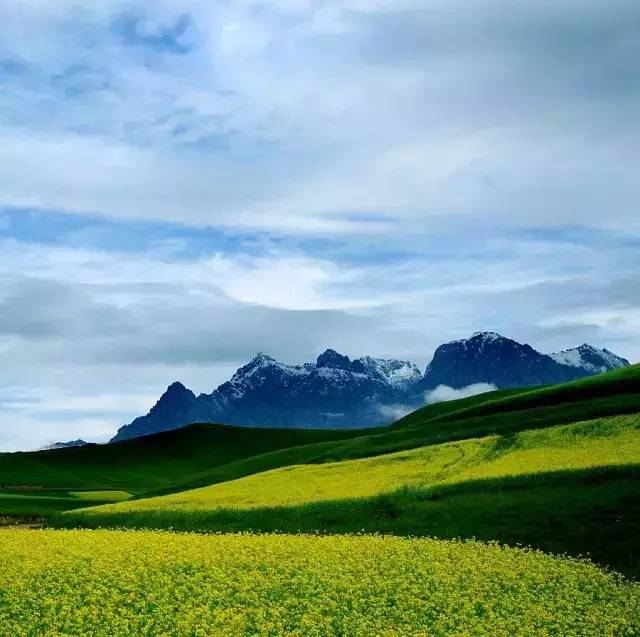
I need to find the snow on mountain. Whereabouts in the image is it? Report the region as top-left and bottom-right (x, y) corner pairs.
(351, 356), (422, 389)
(111, 349), (423, 441)
(43, 439), (88, 450)
(110, 335), (630, 442)
(550, 344), (629, 374)
(421, 332), (613, 390)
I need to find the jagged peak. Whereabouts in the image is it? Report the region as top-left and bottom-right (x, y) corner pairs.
(554, 343), (604, 356)
(163, 381), (192, 395)
(549, 343), (629, 371)
(470, 331), (505, 341)
(445, 331), (511, 347)
(316, 349), (351, 370)
(250, 352), (275, 364)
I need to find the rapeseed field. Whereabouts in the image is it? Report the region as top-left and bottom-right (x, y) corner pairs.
(62, 413), (639, 521)
(0, 529), (637, 636)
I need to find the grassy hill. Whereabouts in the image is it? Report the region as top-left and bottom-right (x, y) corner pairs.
(54, 412), (640, 576)
(0, 424), (370, 493)
(141, 364), (640, 495)
(3, 365), (640, 519)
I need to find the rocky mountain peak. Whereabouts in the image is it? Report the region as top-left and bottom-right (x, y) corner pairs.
(316, 349), (351, 370)
(249, 352), (275, 366)
(162, 381), (194, 399)
(110, 335), (630, 442)
(550, 343), (629, 373)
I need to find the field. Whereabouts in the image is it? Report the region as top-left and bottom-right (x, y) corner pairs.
(54, 413), (640, 576)
(0, 529), (637, 636)
(2, 366), (639, 634)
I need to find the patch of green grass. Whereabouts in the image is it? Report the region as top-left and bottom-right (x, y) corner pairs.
(68, 491), (132, 502)
(0, 490), (132, 517)
(0, 424), (371, 493)
(1, 530), (638, 635)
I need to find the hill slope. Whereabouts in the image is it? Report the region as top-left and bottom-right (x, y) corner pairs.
(0, 424), (369, 493)
(2, 365), (639, 503)
(56, 412), (640, 576)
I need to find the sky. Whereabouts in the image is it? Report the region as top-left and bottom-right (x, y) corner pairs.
(0, 0), (639, 450)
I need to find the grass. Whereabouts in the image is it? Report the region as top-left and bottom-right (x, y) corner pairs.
(68, 490), (132, 502)
(0, 424), (371, 493)
(0, 490), (132, 518)
(1, 529), (637, 635)
(55, 413), (640, 576)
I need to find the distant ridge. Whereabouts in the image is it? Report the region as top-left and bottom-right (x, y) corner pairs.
(43, 439), (89, 450)
(111, 333), (629, 441)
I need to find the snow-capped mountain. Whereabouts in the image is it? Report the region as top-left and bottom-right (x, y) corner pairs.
(421, 332), (587, 390)
(110, 334), (630, 441)
(550, 344), (629, 374)
(111, 350), (422, 441)
(43, 439), (89, 450)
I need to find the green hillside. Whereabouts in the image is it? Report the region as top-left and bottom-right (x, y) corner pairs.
(143, 364), (640, 495)
(0, 424), (369, 493)
(54, 412), (640, 575)
(3, 365), (639, 521)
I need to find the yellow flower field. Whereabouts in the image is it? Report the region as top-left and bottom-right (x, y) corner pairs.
(66, 414), (639, 520)
(0, 529), (638, 636)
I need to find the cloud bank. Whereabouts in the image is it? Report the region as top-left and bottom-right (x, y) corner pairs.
(425, 383), (498, 405)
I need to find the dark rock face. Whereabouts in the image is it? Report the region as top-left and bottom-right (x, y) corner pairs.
(111, 382), (217, 442)
(111, 350), (423, 441)
(110, 335), (630, 442)
(421, 332), (585, 390)
(316, 349), (351, 370)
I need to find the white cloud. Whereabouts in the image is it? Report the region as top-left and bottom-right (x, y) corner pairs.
(425, 383), (497, 405)
(376, 403), (415, 421)
(0, 1), (638, 234)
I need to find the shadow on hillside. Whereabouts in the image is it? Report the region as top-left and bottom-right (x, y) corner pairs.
(54, 464), (640, 578)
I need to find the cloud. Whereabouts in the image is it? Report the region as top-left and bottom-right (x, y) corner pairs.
(0, 1), (638, 233)
(376, 403), (415, 422)
(425, 383), (497, 405)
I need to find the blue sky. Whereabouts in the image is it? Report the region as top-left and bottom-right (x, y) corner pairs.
(0, 0), (639, 450)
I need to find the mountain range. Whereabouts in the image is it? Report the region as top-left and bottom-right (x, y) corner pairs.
(110, 332), (629, 442)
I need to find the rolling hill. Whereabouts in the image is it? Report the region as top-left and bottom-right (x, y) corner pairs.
(0, 424), (369, 494)
(49, 365), (640, 576)
(2, 365), (639, 518)
(54, 411), (640, 576)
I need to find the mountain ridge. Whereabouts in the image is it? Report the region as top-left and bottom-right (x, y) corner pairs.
(111, 333), (629, 442)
